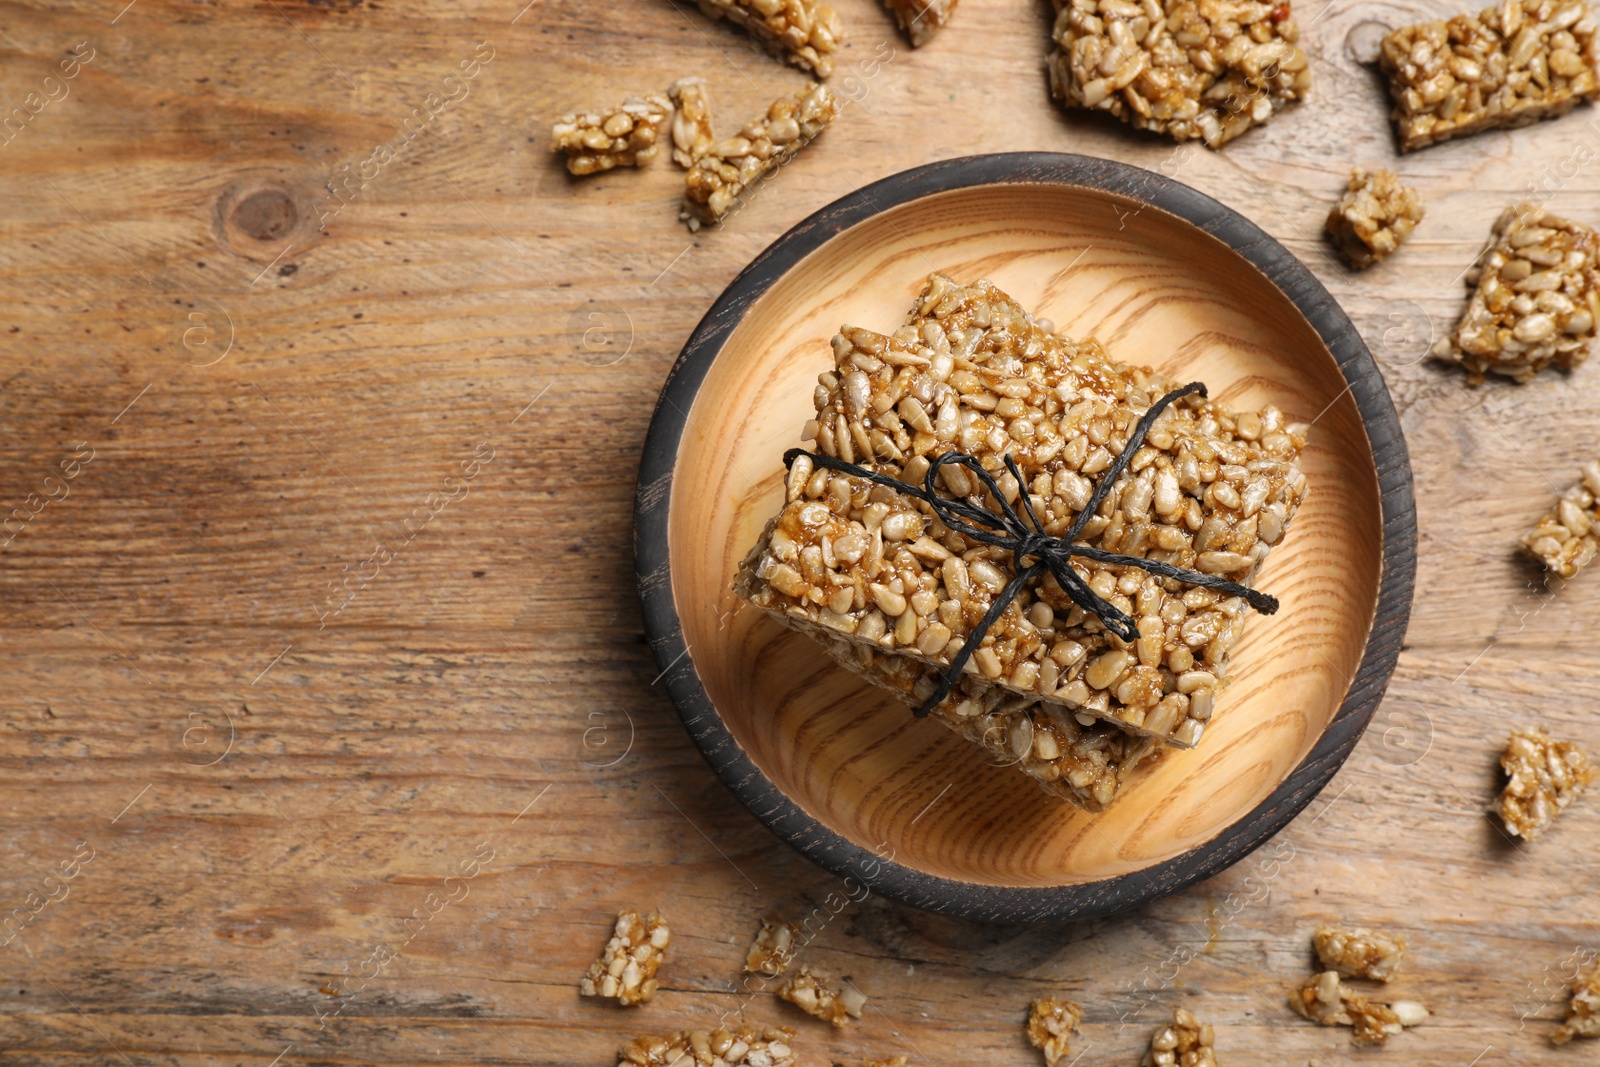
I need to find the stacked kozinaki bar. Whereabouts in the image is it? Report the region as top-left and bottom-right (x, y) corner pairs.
(734, 275), (1308, 812)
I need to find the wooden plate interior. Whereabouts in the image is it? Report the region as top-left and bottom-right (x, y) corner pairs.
(669, 183), (1380, 888)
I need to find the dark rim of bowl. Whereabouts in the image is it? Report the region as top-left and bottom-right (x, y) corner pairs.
(633, 151), (1417, 923)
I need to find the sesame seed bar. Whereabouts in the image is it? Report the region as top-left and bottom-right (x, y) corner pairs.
(1432, 203), (1600, 383)
(1048, 0), (1312, 148)
(1325, 167), (1425, 270)
(775, 965), (863, 1027)
(1495, 726), (1595, 840)
(694, 0), (844, 77)
(884, 0), (960, 46)
(682, 83), (840, 230)
(1142, 1007), (1218, 1066)
(1523, 461), (1600, 578)
(1027, 996), (1084, 1066)
(1378, 0), (1600, 153)
(745, 915), (800, 976)
(735, 274), (1308, 749)
(618, 1026), (797, 1067)
(1313, 925), (1407, 981)
(669, 77), (716, 168)
(1290, 971), (1428, 1045)
(550, 95), (671, 176)
(579, 910), (670, 1006)
(1555, 960), (1600, 1043)
(788, 617), (1160, 811)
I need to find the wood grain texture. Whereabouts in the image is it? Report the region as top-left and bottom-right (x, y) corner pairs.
(0, 0), (1595, 1064)
(639, 156), (1415, 919)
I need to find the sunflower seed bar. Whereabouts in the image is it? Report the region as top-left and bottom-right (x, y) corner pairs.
(1142, 1007), (1218, 1066)
(682, 83), (841, 230)
(669, 77), (716, 168)
(1325, 168), (1425, 269)
(1522, 460), (1600, 577)
(618, 1025), (797, 1067)
(782, 616), (1160, 811)
(1290, 971), (1428, 1045)
(735, 274), (1308, 748)
(745, 915), (800, 976)
(1313, 925), (1407, 981)
(1432, 203), (1600, 383)
(884, 0), (959, 46)
(579, 910), (670, 1006)
(1556, 960), (1600, 1043)
(1495, 726), (1596, 840)
(1048, 0), (1312, 148)
(1379, 0), (1600, 153)
(1027, 996), (1083, 1066)
(776, 965), (863, 1027)
(550, 94), (670, 176)
(694, 0), (844, 77)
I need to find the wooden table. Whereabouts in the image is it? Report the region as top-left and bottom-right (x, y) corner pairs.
(1, 1), (1597, 1063)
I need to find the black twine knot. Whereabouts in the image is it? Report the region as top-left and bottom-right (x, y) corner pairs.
(782, 381), (1279, 717)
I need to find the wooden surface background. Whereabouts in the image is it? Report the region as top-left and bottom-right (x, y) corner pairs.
(0, 0), (1597, 1064)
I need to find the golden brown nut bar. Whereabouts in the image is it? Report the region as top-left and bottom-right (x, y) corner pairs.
(694, 0), (844, 77)
(1048, 0), (1311, 147)
(617, 1026), (797, 1067)
(1027, 996), (1083, 1066)
(1495, 726), (1595, 840)
(735, 274), (1307, 749)
(1142, 1007), (1219, 1065)
(1313, 924), (1407, 981)
(1522, 460), (1600, 577)
(682, 83), (840, 230)
(579, 909), (669, 1005)
(1432, 203), (1600, 384)
(775, 965), (863, 1027)
(1379, 0), (1600, 152)
(884, 0), (959, 46)
(1556, 961), (1600, 1043)
(1325, 167), (1425, 270)
(550, 95), (671, 176)
(669, 77), (716, 168)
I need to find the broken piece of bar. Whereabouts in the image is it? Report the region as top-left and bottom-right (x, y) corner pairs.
(682, 83), (840, 230)
(617, 1025), (797, 1066)
(1556, 960), (1600, 1043)
(1325, 167), (1424, 269)
(550, 94), (671, 176)
(775, 965), (863, 1027)
(1313, 925), (1407, 981)
(884, 0), (959, 46)
(1048, 0), (1311, 147)
(734, 274), (1307, 750)
(579, 909), (670, 1005)
(1142, 1007), (1218, 1066)
(1495, 726), (1595, 840)
(1379, 0), (1600, 152)
(1026, 996), (1083, 1066)
(669, 77), (715, 168)
(1290, 971), (1428, 1045)
(1522, 460), (1600, 578)
(797, 621), (1160, 811)
(1431, 203), (1600, 384)
(745, 915), (800, 976)
(694, 0), (843, 77)
(862, 1058), (907, 1067)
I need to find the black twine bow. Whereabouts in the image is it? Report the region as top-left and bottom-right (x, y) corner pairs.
(783, 381), (1279, 716)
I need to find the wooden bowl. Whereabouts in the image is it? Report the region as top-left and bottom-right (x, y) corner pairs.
(635, 153), (1416, 922)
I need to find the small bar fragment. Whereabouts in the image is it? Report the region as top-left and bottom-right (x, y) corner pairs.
(550, 94), (671, 176)
(682, 83), (841, 230)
